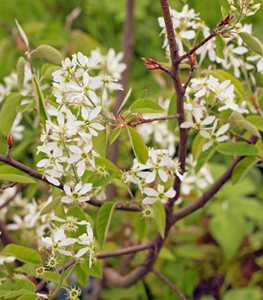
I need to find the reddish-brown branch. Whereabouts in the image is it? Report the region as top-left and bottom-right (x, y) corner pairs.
(152, 268), (188, 300)
(179, 32), (218, 62)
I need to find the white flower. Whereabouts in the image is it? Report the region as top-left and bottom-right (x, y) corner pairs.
(42, 228), (77, 256)
(181, 109), (215, 130)
(61, 183), (93, 204)
(142, 184), (176, 204)
(80, 106), (104, 137)
(0, 256), (15, 265)
(75, 224), (94, 267)
(68, 144), (95, 177)
(200, 120), (230, 151)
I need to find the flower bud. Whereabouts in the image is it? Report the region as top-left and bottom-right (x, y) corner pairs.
(142, 57), (161, 70)
(189, 54), (195, 66)
(7, 132), (14, 148)
(230, 5), (237, 12)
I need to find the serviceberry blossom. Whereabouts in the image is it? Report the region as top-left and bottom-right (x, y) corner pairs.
(41, 228), (77, 256)
(143, 184), (176, 205)
(181, 109), (215, 130)
(51, 215), (90, 232)
(75, 224), (95, 267)
(200, 120), (230, 151)
(61, 183), (93, 204)
(180, 155), (213, 198)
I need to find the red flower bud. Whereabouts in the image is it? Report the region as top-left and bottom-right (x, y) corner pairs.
(189, 54), (195, 66)
(7, 132), (14, 148)
(142, 57), (160, 70)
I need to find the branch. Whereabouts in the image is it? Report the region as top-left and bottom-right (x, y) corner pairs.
(0, 155), (141, 212)
(179, 32), (218, 62)
(127, 114), (179, 127)
(97, 242), (153, 259)
(0, 182), (17, 192)
(172, 157), (241, 223)
(152, 268), (188, 300)
(160, 0), (187, 206)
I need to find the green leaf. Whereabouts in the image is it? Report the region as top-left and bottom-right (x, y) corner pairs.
(15, 19), (29, 49)
(16, 101), (35, 113)
(0, 93), (23, 135)
(84, 157), (121, 187)
(217, 142), (259, 156)
(0, 165), (36, 184)
(41, 63), (60, 80)
(245, 115), (263, 131)
(116, 88), (132, 115)
(2, 244), (42, 264)
(109, 127), (122, 145)
(153, 202), (166, 239)
(31, 44), (63, 65)
(14, 279), (34, 292)
(215, 36), (225, 59)
(96, 202), (116, 248)
(127, 127), (148, 164)
(17, 57), (25, 89)
(92, 127), (107, 157)
(85, 259), (102, 278)
(130, 99), (164, 114)
(223, 287), (263, 300)
(33, 76), (48, 125)
(195, 145), (217, 172)
(232, 157), (259, 184)
(17, 294), (37, 300)
(209, 212), (247, 260)
(238, 32), (263, 56)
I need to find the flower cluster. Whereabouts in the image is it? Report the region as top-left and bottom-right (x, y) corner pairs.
(179, 73), (256, 151)
(227, 0), (261, 16)
(123, 149), (181, 205)
(41, 217), (95, 268)
(37, 49), (126, 188)
(158, 3), (262, 78)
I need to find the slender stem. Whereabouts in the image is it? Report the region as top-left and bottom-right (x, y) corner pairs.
(152, 268), (188, 300)
(179, 32), (217, 62)
(160, 0), (187, 206)
(97, 242), (153, 259)
(127, 114), (179, 127)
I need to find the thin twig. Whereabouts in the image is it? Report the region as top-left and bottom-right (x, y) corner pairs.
(179, 32), (218, 62)
(97, 242), (153, 259)
(0, 182), (17, 192)
(152, 268), (188, 300)
(0, 154), (141, 212)
(127, 114), (179, 127)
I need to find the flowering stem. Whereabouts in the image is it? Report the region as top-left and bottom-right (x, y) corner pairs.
(179, 32), (218, 62)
